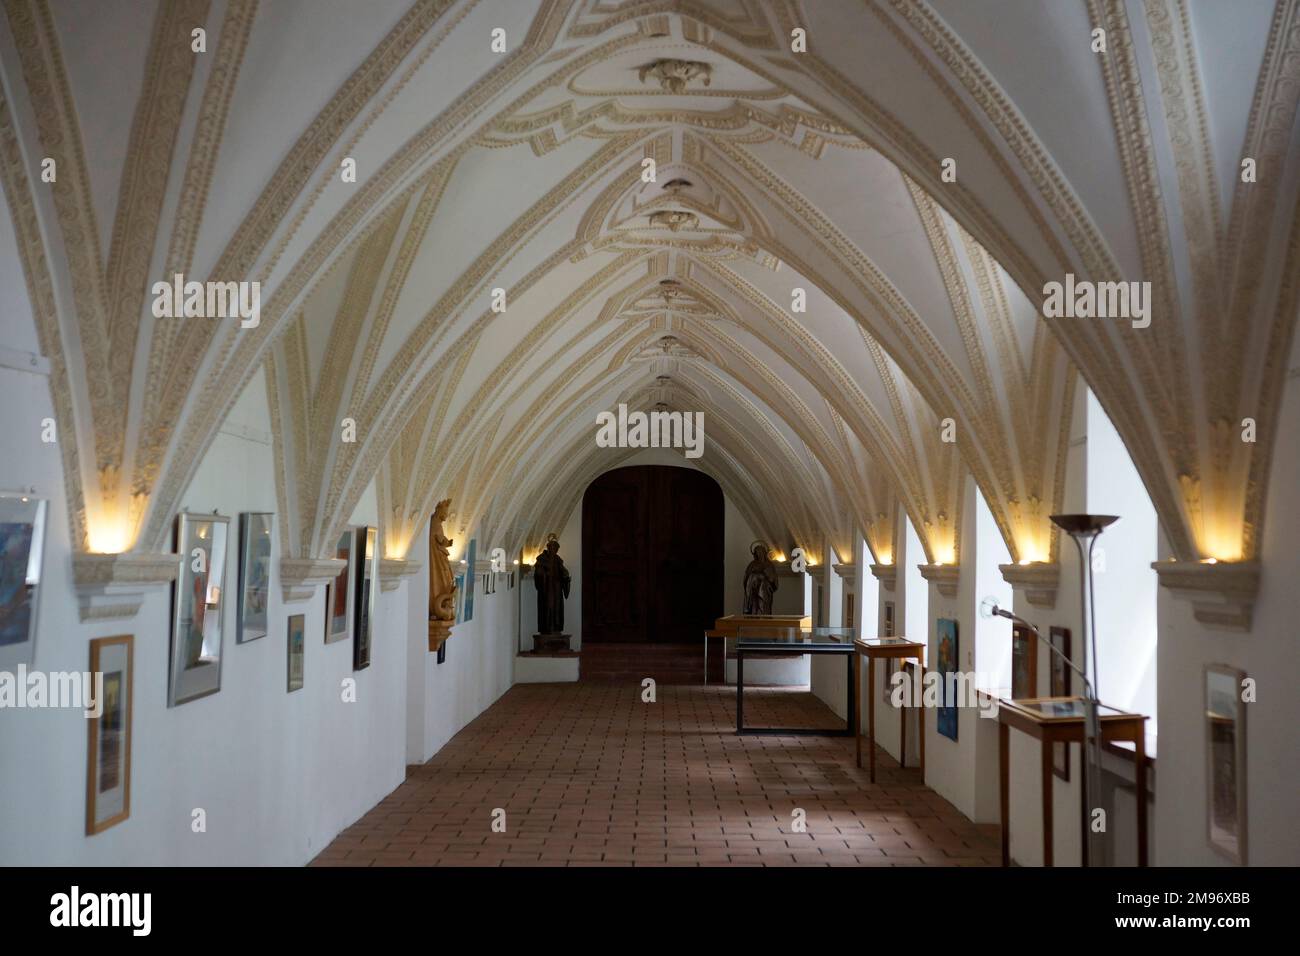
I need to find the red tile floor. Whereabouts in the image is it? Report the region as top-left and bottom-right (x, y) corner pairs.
(310, 682), (1000, 866)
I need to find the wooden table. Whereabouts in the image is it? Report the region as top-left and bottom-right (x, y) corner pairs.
(997, 696), (1148, 867)
(853, 637), (926, 783)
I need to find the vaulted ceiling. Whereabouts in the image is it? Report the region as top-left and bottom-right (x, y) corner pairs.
(2, 1), (1296, 595)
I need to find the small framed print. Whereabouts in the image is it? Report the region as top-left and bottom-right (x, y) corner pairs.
(1011, 622), (1038, 699)
(236, 513), (273, 643)
(1049, 626), (1072, 780)
(287, 613), (305, 692)
(169, 512), (229, 706)
(0, 492), (48, 670)
(86, 635), (133, 835)
(1205, 663), (1247, 864)
(326, 530), (353, 645)
(352, 527), (377, 670)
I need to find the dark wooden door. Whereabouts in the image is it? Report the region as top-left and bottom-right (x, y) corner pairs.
(582, 466), (723, 643)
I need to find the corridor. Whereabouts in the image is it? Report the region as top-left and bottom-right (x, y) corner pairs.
(311, 683), (1000, 867)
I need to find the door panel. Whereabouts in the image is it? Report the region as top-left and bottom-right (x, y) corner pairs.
(582, 465), (723, 643)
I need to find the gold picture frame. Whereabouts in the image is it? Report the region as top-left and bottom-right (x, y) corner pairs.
(1205, 663), (1247, 864)
(86, 635), (133, 835)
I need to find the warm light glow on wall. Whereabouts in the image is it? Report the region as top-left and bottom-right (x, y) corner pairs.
(384, 532), (411, 560)
(86, 509), (133, 554)
(934, 544), (956, 566)
(1200, 525), (1244, 563)
(772, 553), (786, 562)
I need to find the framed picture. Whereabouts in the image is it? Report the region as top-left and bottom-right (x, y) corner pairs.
(454, 571), (466, 624)
(86, 635), (133, 834)
(1011, 622), (1037, 699)
(1049, 626), (1072, 780)
(0, 492), (48, 670)
(936, 618), (958, 741)
(325, 530), (353, 644)
(463, 538), (477, 624)
(1205, 663), (1247, 864)
(437, 639), (447, 665)
(236, 513), (273, 643)
(844, 592), (854, 629)
(168, 512), (229, 706)
(352, 526), (377, 670)
(287, 613), (305, 692)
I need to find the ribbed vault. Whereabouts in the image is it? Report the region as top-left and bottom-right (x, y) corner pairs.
(2, 0), (1297, 615)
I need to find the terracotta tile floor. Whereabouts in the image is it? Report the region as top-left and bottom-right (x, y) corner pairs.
(310, 682), (1000, 867)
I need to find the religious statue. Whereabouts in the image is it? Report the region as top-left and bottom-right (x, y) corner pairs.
(533, 535), (570, 635)
(742, 542), (778, 615)
(427, 499), (457, 651)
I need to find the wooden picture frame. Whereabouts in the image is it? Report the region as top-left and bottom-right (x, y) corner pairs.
(1205, 663), (1247, 864)
(86, 635), (133, 835)
(1011, 622), (1038, 699)
(1049, 626), (1071, 780)
(936, 618), (958, 741)
(287, 613), (305, 692)
(169, 512), (229, 706)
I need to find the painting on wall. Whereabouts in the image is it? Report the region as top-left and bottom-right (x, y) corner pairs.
(1011, 622), (1038, 699)
(86, 635), (133, 835)
(454, 570), (466, 625)
(236, 513), (273, 643)
(936, 617), (959, 741)
(0, 492), (47, 671)
(169, 512), (229, 706)
(1049, 626), (1072, 780)
(463, 538), (477, 624)
(845, 591), (854, 629)
(352, 527), (377, 671)
(287, 613), (305, 692)
(1205, 663), (1247, 864)
(326, 530), (353, 644)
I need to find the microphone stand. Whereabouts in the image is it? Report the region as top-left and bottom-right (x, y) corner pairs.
(986, 601), (1103, 866)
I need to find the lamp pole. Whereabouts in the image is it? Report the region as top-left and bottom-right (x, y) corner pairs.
(1050, 514), (1118, 865)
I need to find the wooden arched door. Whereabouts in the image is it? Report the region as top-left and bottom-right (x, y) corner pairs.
(581, 465), (724, 643)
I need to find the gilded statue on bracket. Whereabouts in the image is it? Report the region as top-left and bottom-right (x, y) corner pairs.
(427, 498), (457, 650)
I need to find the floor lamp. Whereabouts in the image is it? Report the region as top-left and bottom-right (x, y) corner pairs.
(1050, 513), (1118, 867)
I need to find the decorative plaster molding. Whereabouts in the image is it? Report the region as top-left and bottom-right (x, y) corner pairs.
(638, 59), (712, 94)
(869, 563), (896, 590)
(72, 551), (181, 622)
(1151, 560), (1260, 632)
(280, 557), (346, 603)
(379, 558), (421, 592)
(832, 562), (855, 579)
(918, 563), (960, 597)
(998, 562), (1060, 608)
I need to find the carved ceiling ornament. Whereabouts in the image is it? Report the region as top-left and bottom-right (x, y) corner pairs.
(649, 209), (700, 231)
(638, 58), (713, 94)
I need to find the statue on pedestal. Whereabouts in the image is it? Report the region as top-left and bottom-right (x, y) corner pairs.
(533, 535), (570, 648)
(742, 541), (778, 615)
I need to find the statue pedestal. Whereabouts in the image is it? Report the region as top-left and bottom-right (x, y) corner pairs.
(533, 632), (571, 653)
(428, 619), (453, 652)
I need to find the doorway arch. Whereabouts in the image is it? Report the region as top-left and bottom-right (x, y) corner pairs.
(581, 465), (724, 644)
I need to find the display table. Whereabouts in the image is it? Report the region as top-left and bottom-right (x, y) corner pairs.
(997, 696), (1149, 867)
(705, 614), (810, 684)
(853, 637), (926, 783)
(735, 629), (854, 736)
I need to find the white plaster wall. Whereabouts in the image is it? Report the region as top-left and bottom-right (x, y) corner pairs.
(1154, 335), (1300, 866)
(0, 374), (410, 865)
(413, 522), (516, 762)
